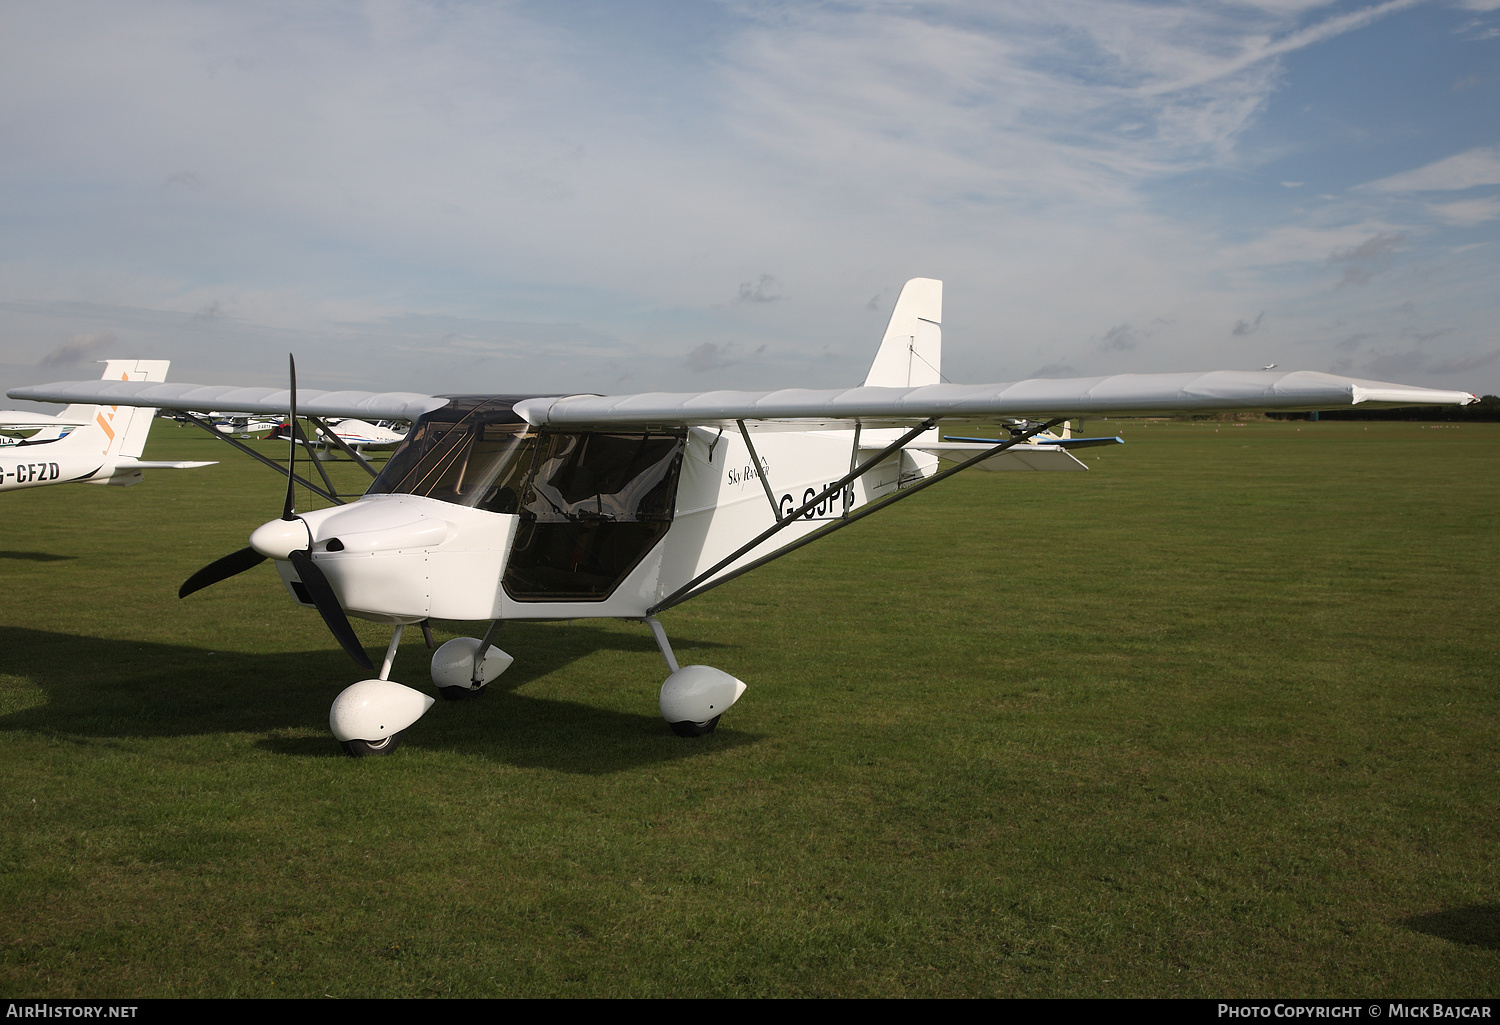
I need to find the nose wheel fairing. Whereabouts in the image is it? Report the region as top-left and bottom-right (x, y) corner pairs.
(328, 678), (435, 747)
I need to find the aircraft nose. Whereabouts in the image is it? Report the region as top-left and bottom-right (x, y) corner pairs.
(249, 518), (311, 560)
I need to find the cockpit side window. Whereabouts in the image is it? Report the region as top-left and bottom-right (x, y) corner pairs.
(520, 432), (682, 523)
(503, 430), (686, 602)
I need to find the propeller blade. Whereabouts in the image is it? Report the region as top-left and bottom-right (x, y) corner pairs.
(283, 353), (297, 521)
(179, 547), (269, 599)
(288, 549), (375, 672)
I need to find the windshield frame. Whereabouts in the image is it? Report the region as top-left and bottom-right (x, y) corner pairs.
(366, 396), (541, 510)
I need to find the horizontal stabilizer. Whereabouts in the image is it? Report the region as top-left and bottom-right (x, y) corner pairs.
(113, 458), (217, 470)
(0, 411), (90, 429)
(944, 434), (1124, 450)
(915, 443), (1087, 472)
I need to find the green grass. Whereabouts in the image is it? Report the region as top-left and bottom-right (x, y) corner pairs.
(1, 418), (1496, 997)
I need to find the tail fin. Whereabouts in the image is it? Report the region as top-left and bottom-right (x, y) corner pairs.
(60, 359), (170, 459)
(864, 278), (942, 388)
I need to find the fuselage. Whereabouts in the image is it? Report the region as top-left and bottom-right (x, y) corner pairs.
(0, 423), (123, 490)
(258, 396), (930, 625)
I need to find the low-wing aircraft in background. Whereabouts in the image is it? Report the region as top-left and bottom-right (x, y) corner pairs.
(0, 360), (214, 492)
(209, 413), (285, 438)
(10, 280), (1476, 756)
(266, 417), (407, 455)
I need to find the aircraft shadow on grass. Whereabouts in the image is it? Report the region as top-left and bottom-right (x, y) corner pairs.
(1400, 905), (1500, 951)
(0, 551), (75, 562)
(0, 623), (755, 772)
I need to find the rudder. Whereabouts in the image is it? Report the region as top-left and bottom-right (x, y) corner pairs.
(863, 278), (941, 388)
(66, 359), (170, 459)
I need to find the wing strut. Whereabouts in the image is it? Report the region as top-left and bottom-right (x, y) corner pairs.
(652, 417), (939, 613)
(736, 419), (782, 523)
(179, 411), (345, 505)
(290, 415), (341, 499)
(649, 418), (1063, 615)
(844, 422), (862, 516)
(306, 415), (380, 478)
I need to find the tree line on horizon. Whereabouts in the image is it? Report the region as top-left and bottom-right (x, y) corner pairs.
(1269, 394), (1500, 422)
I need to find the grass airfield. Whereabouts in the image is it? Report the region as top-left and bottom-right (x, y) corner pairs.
(1, 418), (1496, 998)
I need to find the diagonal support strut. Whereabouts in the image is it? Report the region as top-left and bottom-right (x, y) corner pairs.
(649, 417), (938, 614)
(180, 411), (343, 505)
(649, 418), (1063, 615)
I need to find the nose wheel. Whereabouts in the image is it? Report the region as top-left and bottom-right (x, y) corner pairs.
(341, 733), (403, 757)
(669, 716), (721, 738)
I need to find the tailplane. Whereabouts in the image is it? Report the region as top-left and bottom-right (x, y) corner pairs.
(864, 278), (942, 388)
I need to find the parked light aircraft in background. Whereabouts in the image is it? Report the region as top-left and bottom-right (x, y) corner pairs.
(1, 360), (213, 492)
(210, 414), (284, 438)
(206, 414), (404, 455)
(0, 411), (81, 445)
(10, 280), (1476, 755)
(265, 417), (407, 455)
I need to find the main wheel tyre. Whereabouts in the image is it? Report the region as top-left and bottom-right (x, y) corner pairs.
(669, 715), (721, 738)
(438, 685), (484, 702)
(341, 732), (403, 757)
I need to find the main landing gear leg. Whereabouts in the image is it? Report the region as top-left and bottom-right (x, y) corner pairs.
(642, 616), (747, 738)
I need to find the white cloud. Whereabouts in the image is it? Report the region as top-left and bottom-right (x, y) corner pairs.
(1427, 196), (1500, 226)
(1135, 0), (1427, 96)
(1361, 147), (1500, 192)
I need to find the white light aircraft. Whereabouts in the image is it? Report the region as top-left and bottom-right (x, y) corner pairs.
(1, 360), (214, 492)
(319, 418), (406, 449)
(210, 414), (285, 438)
(10, 280), (1476, 755)
(0, 411), (82, 445)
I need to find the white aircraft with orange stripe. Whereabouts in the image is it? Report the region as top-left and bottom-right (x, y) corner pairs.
(0, 359), (214, 492)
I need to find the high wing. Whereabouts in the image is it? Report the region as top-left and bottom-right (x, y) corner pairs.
(12, 370), (1473, 434)
(6, 381), (448, 422)
(512, 371), (1475, 430)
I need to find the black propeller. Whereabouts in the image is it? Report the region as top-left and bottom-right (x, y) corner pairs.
(282, 354), (298, 522)
(179, 354), (374, 672)
(289, 550), (373, 672)
(178, 546), (267, 599)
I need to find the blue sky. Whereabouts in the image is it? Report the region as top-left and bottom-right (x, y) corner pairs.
(1, 0), (1496, 400)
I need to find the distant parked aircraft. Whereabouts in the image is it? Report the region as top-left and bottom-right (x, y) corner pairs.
(1, 360), (213, 492)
